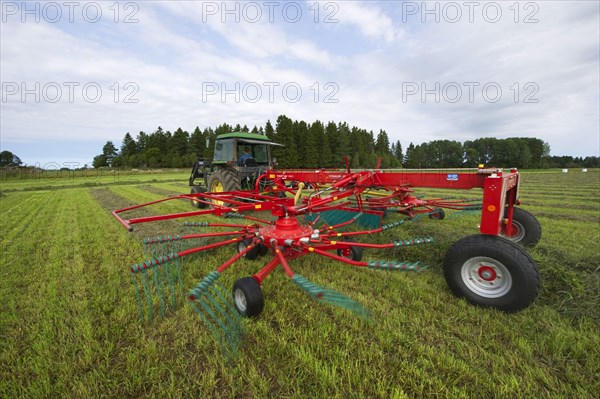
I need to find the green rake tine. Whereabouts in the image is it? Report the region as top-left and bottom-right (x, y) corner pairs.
(130, 274), (145, 323)
(151, 266), (166, 317)
(190, 293), (243, 356)
(210, 283), (244, 322)
(194, 295), (230, 334)
(206, 285), (243, 333)
(162, 260), (177, 310)
(139, 271), (154, 322)
(175, 258), (185, 301)
(189, 302), (224, 342)
(291, 274), (370, 320)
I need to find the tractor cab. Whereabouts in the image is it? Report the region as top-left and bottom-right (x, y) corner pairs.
(212, 133), (280, 168)
(189, 132), (283, 206)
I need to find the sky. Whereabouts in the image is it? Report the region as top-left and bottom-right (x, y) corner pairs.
(1, 0), (599, 167)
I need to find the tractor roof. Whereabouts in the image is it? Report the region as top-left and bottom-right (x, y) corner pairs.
(216, 132), (283, 146)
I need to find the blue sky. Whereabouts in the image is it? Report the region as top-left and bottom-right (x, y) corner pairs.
(1, 0), (599, 167)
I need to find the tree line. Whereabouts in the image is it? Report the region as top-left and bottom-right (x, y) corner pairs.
(92, 114), (598, 169)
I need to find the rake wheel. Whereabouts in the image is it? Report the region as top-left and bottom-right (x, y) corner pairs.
(501, 207), (542, 247)
(233, 277), (264, 317)
(443, 234), (540, 312)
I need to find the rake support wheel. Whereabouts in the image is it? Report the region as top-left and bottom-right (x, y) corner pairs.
(237, 238), (261, 260)
(443, 234), (540, 312)
(502, 207), (542, 247)
(232, 277), (264, 317)
(337, 240), (364, 261)
(429, 208), (445, 220)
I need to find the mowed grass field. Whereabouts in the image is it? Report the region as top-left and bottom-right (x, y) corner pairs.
(1, 169), (598, 398)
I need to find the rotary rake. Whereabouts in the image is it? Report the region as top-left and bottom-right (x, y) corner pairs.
(114, 165), (542, 354)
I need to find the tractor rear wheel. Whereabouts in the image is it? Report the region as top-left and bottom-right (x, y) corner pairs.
(501, 207), (542, 247)
(232, 277), (264, 317)
(190, 186), (208, 208)
(443, 234), (540, 312)
(206, 168), (241, 206)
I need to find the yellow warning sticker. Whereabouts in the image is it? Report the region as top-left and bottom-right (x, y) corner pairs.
(331, 241), (337, 245)
(269, 174), (276, 178)
(308, 247), (314, 252)
(255, 204), (262, 209)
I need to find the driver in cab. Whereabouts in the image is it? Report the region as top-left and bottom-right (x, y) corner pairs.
(238, 147), (252, 166)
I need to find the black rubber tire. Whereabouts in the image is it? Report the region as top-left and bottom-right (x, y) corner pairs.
(232, 277), (264, 317)
(206, 168), (241, 206)
(207, 168), (241, 192)
(237, 238), (260, 260)
(258, 244), (269, 256)
(501, 207), (542, 247)
(190, 186), (208, 209)
(443, 234), (540, 312)
(337, 240), (364, 261)
(429, 208), (446, 220)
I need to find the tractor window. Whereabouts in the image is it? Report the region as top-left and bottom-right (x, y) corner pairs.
(213, 139), (235, 162)
(252, 145), (269, 163)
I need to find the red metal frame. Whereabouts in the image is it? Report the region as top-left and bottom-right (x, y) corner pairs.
(114, 167), (521, 237)
(118, 166), (527, 316)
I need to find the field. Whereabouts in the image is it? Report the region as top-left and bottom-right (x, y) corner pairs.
(1, 169), (599, 398)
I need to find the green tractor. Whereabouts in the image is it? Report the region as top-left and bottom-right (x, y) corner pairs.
(188, 132), (283, 208)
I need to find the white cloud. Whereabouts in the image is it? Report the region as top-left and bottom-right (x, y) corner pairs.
(1, 0), (598, 166)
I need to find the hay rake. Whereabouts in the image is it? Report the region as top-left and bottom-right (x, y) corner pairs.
(114, 166), (542, 354)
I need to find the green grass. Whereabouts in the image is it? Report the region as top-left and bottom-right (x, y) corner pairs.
(1, 169), (599, 398)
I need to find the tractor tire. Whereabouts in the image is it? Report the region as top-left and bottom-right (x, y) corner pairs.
(429, 208), (445, 220)
(337, 240), (364, 261)
(190, 186), (208, 209)
(443, 234), (540, 312)
(501, 207), (542, 247)
(237, 238), (261, 260)
(232, 277), (264, 317)
(206, 168), (241, 206)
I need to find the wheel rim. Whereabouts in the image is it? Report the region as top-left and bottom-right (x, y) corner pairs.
(237, 241), (247, 254)
(210, 180), (224, 206)
(501, 220), (525, 242)
(233, 288), (247, 312)
(339, 248), (352, 259)
(460, 256), (512, 298)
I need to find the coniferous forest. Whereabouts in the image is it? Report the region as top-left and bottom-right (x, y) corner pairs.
(92, 114), (599, 169)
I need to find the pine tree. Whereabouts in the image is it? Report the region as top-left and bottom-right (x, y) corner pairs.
(121, 133), (137, 158)
(264, 120), (274, 139)
(393, 140), (403, 164)
(274, 115), (297, 167)
(102, 141), (118, 166)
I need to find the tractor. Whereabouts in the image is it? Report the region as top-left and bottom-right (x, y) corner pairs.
(188, 132), (283, 207)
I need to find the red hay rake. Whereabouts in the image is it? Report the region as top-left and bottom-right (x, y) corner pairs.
(114, 165), (541, 354)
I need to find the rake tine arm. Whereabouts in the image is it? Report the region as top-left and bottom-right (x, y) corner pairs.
(301, 244), (368, 267)
(253, 258), (280, 284)
(216, 239), (261, 273)
(178, 237), (245, 258)
(320, 237), (434, 249)
(184, 222), (261, 229)
(273, 248), (296, 278)
(223, 213), (273, 224)
(322, 227), (383, 238)
(143, 230), (251, 245)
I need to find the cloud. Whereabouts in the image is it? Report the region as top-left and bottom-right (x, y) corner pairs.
(1, 0), (598, 166)
(325, 1), (401, 43)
